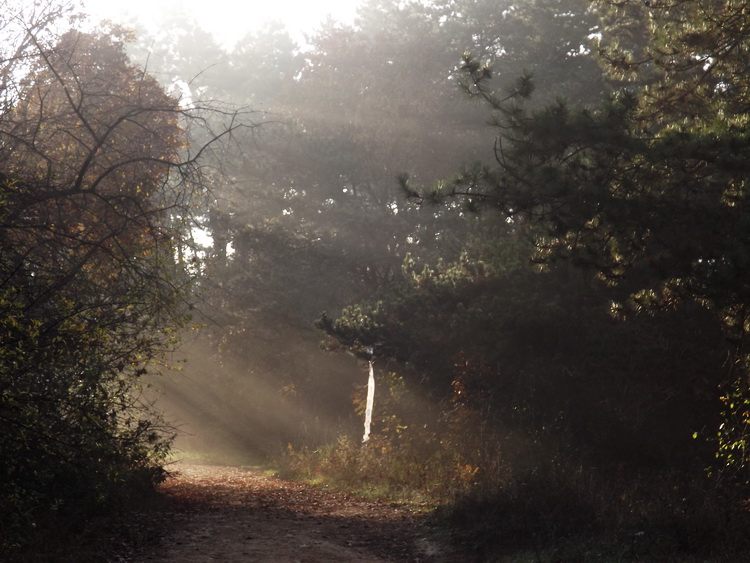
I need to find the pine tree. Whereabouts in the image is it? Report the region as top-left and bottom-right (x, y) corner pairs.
(413, 0), (750, 479)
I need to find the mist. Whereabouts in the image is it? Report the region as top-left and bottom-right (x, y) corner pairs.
(114, 0), (498, 467)
(112, 0), (723, 483)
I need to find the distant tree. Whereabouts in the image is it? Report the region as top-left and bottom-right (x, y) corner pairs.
(117, 2), (500, 456)
(195, 0), (613, 456)
(124, 7), (229, 101)
(226, 21), (301, 107)
(435, 0), (605, 106)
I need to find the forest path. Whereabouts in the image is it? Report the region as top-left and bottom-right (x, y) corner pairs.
(128, 462), (453, 562)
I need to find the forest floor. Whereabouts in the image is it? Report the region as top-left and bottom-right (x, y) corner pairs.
(117, 462), (463, 562)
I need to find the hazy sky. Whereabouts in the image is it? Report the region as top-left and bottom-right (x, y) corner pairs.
(82, 0), (360, 47)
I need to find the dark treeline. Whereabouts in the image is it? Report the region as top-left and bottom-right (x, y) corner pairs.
(3, 0), (750, 560)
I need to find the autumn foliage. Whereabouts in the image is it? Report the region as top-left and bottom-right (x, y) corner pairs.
(0, 11), (193, 556)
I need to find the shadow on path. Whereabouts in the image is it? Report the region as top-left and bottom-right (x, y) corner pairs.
(128, 463), (454, 562)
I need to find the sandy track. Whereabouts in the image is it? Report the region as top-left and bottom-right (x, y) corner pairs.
(127, 463), (449, 562)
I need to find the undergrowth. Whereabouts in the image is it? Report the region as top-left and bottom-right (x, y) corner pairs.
(281, 429), (483, 502)
(437, 457), (750, 561)
(279, 430), (750, 561)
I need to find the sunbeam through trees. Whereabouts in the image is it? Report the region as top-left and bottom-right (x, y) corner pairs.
(4, 0), (750, 560)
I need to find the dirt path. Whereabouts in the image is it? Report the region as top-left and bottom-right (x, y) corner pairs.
(125, 463), (454, 562)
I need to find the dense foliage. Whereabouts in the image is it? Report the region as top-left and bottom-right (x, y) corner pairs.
(399, 0), (750, 478)
(0, 2), (241, 555)
(311, 0), (750, 558)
